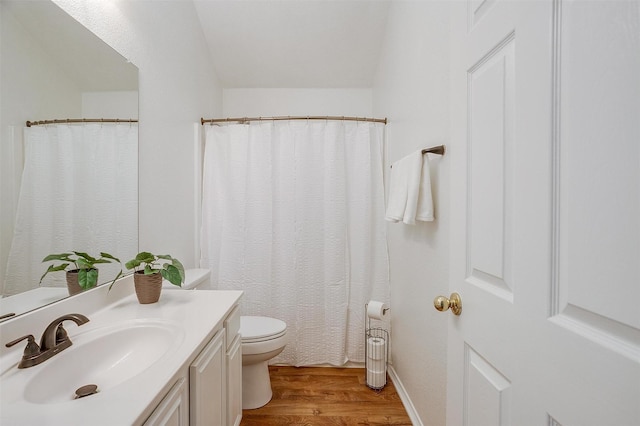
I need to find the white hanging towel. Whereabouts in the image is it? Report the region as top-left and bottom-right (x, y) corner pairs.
(385, 150), (434, 225)
(416, 152), (434, 222)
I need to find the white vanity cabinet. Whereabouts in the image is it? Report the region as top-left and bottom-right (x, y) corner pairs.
(0, 279), (244, 426)
(144, 304), (242, 426)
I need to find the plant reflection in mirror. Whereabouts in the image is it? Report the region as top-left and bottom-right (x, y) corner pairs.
(40, 251), (122, 290)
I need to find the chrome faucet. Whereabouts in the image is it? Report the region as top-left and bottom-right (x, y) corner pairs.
(5, 313), (90, 368)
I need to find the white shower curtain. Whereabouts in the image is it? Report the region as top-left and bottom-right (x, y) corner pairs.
(200, 120), (389, 366)
(3, 124), (138, 295)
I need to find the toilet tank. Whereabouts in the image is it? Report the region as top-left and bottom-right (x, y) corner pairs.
(163, 268), (211, 290)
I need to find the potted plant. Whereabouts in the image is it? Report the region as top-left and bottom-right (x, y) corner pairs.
(40, 251), (122, 296)
(124, 251), (185, 304)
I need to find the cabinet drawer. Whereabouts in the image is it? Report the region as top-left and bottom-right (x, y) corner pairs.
(224, 305), (240, 349)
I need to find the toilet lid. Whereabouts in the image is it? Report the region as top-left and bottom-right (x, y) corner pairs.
(240, 316), (287, 343)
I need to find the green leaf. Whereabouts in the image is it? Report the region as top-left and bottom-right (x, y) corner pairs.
(78, 268), (98, 289)
(161, 264), (183, 286)
(78, 269), (87, 289)
(73, 251), (97, 263)
(52, 264), (69, 272)
(107, 270), (124, 292)
(100, 252), (120, 263)
(172, 258), (185, 283)
(125, 259), (141, 270)
(39, 263), (68, 284)
(136, 252), (155, 263)
(86, 268), (98, 288)
(157, 254), (172, 260)
(144, 265), (158, 275)
(92, 259), (112, 265)
(42, 253), (73, 262)
(76, 258), (92, 269)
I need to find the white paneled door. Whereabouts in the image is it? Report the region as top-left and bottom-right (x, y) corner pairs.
(447, 1), (640, 425)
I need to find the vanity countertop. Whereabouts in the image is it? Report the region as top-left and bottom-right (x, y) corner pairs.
(0, 287), (69, 318)
(0, 275), (242, 425)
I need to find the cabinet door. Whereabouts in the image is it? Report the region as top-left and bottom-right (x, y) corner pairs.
(190, 329), (225, 426)
(226, 334), (242, 426)
(144, 377), (189, 426)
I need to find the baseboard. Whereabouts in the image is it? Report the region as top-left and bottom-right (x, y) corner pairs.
(388, 365), (423, 426)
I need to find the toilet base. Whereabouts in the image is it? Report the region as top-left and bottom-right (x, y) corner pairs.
(242, 360), (273, 409)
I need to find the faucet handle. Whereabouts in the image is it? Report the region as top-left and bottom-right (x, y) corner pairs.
(6, 334), (41, 357)
(56, 324), (69, 344)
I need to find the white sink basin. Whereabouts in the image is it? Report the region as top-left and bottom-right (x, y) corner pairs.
(23, 320), (184, 404)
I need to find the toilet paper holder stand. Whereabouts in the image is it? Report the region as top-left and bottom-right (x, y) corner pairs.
(364, 303), (389, 391)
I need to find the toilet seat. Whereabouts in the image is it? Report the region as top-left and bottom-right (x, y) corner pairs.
(240, 316), (287, 343)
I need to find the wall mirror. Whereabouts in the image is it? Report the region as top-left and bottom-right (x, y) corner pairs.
(0, 0), (139, 319)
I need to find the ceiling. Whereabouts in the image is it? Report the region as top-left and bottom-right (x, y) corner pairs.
(3, 0), (138, 91)
(193, 0), (391, 88)
(6, 0), (389, 90)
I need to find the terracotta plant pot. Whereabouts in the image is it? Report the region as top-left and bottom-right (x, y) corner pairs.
(133, 271), (162, 304)
(66, 269), (97, 296)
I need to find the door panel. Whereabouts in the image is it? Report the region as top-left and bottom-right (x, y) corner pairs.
(468, 0), (498, 30)
(448, 0), (640, 425)
(468, 34), (515, 301)
(552, 0), (640, 355)
(465, 345), (511, 426)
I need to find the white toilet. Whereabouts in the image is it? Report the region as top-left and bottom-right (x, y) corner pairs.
(169, 269), (288, 410)
(239, 315), (287, 409)
(162, 268), (211, 290)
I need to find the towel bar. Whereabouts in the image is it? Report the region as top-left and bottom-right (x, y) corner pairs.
(390, 145), (445, 168)
(421, 145), (445, 156)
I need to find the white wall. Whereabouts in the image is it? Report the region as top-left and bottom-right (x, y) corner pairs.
(82, 91), (138, 118)
(55, 0), (223, 269)
(0, 3), (82, 294)
(372, 2), (450, 425)
(223, 88), (373, 117)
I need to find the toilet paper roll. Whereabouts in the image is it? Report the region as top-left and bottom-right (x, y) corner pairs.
(367, 369), (386, 388)
(367, 337), (385, 360)
(366, 358), (385, 373)
(366, 300), (388, 320)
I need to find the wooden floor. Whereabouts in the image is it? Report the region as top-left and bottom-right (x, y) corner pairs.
(240, 366), (413, 426)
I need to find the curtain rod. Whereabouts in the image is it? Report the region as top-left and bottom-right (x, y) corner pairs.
(26, 118), (138, 127)
(201, 115), (387, 125)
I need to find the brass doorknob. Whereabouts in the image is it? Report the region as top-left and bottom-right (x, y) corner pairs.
(434, 293), (462, 316)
